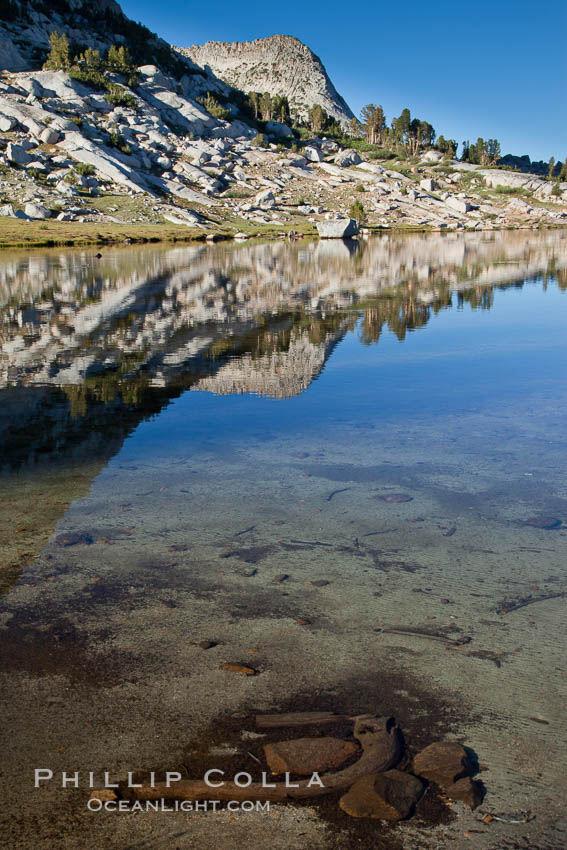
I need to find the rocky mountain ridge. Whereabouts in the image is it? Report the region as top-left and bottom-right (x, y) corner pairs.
(176, 35), (355, 126)
(0, 0), (566, 237)
(0, 0), (186, 74)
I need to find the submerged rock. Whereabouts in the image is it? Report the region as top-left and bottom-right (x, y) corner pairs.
(264, 737), (358, 775)
(445, 776), (484, 808)
(523, 516), (562, 529)
(412, 741), (473, 787)
(220, 662), (257, 675)
(373, 493), (413, 503)
(89, 789), (117, 803)
(339, 769), (424, 819)
(55, 532), (93, 547)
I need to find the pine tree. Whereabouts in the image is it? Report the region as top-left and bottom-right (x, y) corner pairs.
(259, 92), (273, 121)
(248, 92), (260, 120)
(348, 116), (360, 137)
(106, 45), (120, 69)
(43, 31), (70, 70)
(360, 104), (385, 145)
(83, 47), (101, 69)
(392, 108), (411, 149)
(271, 95), (290, 124)
(486, 139), (501, 165)
(475, 137), (486, 165)
(548, 156), (556, 179)
(308, 104), (327, 133)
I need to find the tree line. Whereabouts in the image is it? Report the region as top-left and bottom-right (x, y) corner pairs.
(358, 104), (565, 175)
(43, 32), (138, 108)
(358, 104), (502, 163)
(39, 36), (567, 179)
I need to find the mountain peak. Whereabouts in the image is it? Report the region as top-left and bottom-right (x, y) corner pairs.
(175, 34), (354, 125)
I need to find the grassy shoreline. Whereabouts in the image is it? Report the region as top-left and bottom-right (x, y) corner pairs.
(0, 218), (564, 249)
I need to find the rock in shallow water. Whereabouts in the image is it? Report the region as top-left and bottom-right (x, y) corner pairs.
(373, 493), (414, 503)
(55, 532), (93, 547)
(220, 662), (257, 675)
(445, 776), (484, 808)
(316, 218), (359, 239)
(272, 573), (289, 583)
(523, 516), (562, 529)
(412, 741), (473, 787)
(264, 737), (358, 775)
(339, 769), (424, 819)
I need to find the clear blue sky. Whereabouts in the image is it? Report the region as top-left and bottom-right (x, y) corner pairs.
(120, 0), (566, 162)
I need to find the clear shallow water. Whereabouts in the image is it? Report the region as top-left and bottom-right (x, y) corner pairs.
(1, 231), (567, 849)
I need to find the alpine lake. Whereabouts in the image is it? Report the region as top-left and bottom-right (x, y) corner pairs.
(1, 230), (566, 850)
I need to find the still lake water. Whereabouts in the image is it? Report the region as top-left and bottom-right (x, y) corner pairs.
(1, 231), (566, 850)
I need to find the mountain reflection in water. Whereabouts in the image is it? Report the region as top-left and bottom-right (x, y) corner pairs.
(1, 231), (566, 472)
(2, 230), (566, 408)
(0, 230), (566, 599)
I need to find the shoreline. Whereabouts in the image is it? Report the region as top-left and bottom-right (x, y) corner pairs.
(0, 218), (565, 249)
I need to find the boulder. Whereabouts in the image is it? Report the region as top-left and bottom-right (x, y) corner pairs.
(255, 188), (275, 208)
(507, 198), (534, 214)
(335, 149), (362, 167)
(445, 197), (472, 214)
(137, 85), (218, 136)
(420, 178), (435, 192)
(0, 113), (16, 132)
(39, 127), (61, 145)
(0, 97), (49, 137)
(265, 121), (293, 139)
(303, 146), (324, 162)
(317, 218), (359, 238)
(420, 150), (444, 163)
(145, 129), (175, 154)
(357, 161), (386, 175)
(137, 65), (177, 91)
(412, 741), (473, 788)
(445, 776), (484, 809)
(24, 202), (51, 219)
(264, 737), (358, 775)
(59, 132), (146, 194)
(339, 770), (424, 820)
(56, 180), (77, 196)
(50, 117), (80, 133)
(0, 204), (16, 217)
(20, 71), (91, 101)
(6, 142), (33, 165)
(26, 160), (48, 174)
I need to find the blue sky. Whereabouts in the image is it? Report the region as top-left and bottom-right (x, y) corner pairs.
(120, 0), (566, 162)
